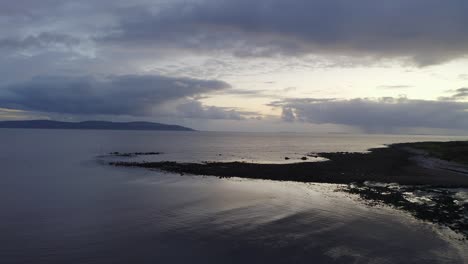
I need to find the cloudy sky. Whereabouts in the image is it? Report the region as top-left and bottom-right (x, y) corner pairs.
(1, 0), (468, 134)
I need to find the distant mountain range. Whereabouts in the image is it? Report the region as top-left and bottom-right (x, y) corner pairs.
(0, 120), (195, 131)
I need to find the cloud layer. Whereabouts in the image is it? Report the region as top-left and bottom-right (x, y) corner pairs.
(1, 1), (468, 131)
(271, 97), (468, 132)
(0, 75), (230, 116)
(440, 88), (468, 101)
(0, 33), (80, 51)
(104, 0), (468, 65)
(176, 100), (252, 120)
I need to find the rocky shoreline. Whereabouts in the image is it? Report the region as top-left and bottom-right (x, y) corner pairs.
(109, 142), (468, 187)
(107, 141), (468, 238)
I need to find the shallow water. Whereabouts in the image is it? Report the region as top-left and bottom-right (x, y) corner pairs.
(1, 129), (467, 263)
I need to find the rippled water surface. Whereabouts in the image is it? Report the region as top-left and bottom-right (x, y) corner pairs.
(1, 129), (467, 263)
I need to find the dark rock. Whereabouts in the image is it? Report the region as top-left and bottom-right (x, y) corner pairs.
(110, 151), (163, 157)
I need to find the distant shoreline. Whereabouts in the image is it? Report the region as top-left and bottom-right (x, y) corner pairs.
(0, 120), (195, 131)
(109, 141), (468, 187)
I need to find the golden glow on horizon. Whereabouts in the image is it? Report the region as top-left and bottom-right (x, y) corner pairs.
(196, 57), (468, 117)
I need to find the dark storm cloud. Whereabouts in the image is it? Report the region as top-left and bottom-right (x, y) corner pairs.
(103, 0), (468, 65)
(270, 97), (468, 131)
(0, 75), (230, 116)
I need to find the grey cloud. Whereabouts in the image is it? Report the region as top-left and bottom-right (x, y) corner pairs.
(219, 88), (294, 99)
(0, 0), (64, 15)
(224, 89), (267, 95)
(0, 75), (230, 116)
(451, 88), (468, 100)
(0, 33), (80, 51)
(281, 107), (295, 122)
(221, 89), (270, 97)
(283, 87), (296, 92)
(270, 97), (468, 132)
(103, 0), (468, 65)
(377, 85), (412, 90)
(176, 100), (252, 120)
(439, 88), (468, 101)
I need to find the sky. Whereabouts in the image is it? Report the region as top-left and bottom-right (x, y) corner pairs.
(0, 0), (468, 134)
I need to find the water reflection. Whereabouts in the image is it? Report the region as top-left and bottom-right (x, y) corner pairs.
(0, 130), (466, 263)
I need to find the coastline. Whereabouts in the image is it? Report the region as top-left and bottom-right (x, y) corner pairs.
(109, 141), (468, 187)
(107, 141), (468, 238)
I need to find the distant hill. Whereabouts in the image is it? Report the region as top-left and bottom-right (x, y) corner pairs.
(0, 120), (195, 131)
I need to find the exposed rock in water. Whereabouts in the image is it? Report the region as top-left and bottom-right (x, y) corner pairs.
(109, 144), (468, 187)
(106, 141), (468, 239)
(110, 152), (163, 157)
(340, 183), (468, 239)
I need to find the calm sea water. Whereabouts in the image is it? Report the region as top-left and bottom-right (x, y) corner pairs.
(1, 129), (467, 263)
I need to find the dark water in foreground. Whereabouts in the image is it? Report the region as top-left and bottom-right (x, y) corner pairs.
(1, 129), (467, 263)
